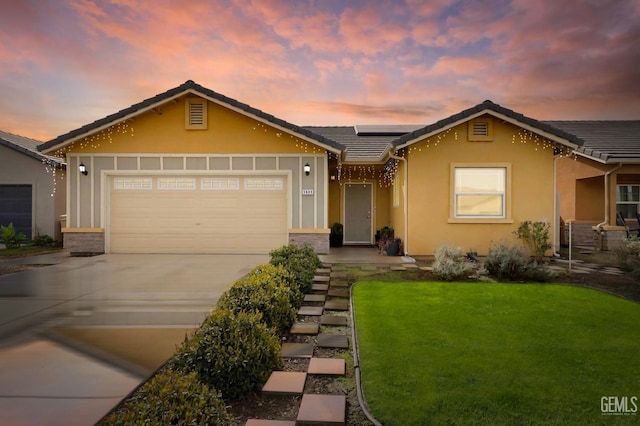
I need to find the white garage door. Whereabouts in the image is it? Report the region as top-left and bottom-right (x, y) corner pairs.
(109, 175), (287, 254)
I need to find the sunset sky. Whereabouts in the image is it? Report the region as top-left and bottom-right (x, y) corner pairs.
(1, 0), (639, 141)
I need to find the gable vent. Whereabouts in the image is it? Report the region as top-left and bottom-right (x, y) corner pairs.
(185, 98), (207, 129)
(472, 121), (489, 136)
(189, 103), (204, 125)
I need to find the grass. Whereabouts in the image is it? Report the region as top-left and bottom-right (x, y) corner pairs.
(0, 244), (62, 258)
(354, 281), (640, 425)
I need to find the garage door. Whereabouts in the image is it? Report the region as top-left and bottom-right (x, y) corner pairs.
(109, 175), (287, 254)
(0, 185), (32, 240)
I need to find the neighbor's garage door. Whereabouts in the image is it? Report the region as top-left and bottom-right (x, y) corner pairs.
(109, 176), (287, 254)
(0, 184), (32, 240)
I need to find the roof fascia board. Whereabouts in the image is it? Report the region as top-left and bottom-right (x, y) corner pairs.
(394, 110), (489, 150)
(395, 109), (580, 151)
(198, 90), (343, 155)
(40, 90), (190, 154)
(0, 138), (64, 166)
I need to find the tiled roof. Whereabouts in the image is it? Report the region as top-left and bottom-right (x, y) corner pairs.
(393, 100), (584, 149)
(544, 121), (640, 162)
(0, 129), (64, 165)
(303, 126), (422, 162)
(39, 80), (345, 154)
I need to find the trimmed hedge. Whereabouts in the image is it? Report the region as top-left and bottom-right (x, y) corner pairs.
(216, 264), (299, 335)
(269, 243), (322, 293)
(100, 369), (231, 425)
(172, 309), (282, 400)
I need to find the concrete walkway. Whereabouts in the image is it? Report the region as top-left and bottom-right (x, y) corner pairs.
(0, 253), (266, 425)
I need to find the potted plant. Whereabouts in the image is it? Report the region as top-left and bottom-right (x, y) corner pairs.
(330, 223), (343, 247)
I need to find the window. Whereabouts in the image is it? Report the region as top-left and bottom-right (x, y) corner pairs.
(113, 177), (152, 190)
(245, 177), (284, 190)
(201, 177), (240, 190)
(157, 177), (196, 190)
(454, 167), (506, 218)
(468, 118), (493, 141)
(185, 98), (207, 129)
(616, 185), (640, 219)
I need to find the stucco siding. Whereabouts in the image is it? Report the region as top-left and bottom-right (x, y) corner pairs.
(405, 118), (556, 256)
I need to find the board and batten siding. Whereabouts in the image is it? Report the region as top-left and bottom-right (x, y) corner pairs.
(66, 153), (328, 231)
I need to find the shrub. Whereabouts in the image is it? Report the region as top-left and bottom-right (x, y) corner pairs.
(0, 223), (26, 249)
(101, 369), (231, 425)
(484, 241), (532, 281)
(269, 243), (322, 293)
(614, 237), (640, 276)
(32, 234), (53, 246)
(513, 221), (552, 262)
(216, 265), (299, 335)
(432, 245), (474, 281)
(172, 309), (282, 400)
(330, 222), (343, 247)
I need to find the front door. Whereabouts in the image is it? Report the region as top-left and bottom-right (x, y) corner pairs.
(344, 183), (372, 244)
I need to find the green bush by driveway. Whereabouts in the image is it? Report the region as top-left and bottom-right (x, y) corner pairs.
(354, 281), (640, 425)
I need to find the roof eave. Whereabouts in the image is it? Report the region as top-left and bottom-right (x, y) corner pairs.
(394, 108), (581, 151)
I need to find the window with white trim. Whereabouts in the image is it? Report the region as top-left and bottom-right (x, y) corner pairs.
(157, 177), (196, 190)
(245, 177), (284, 190)
(616, 185), (640, 219)
(114, 177), (153, 190)
(201, 178), (240, 190)
(185, 98), (207, 129)
(454, 167), (506, 218)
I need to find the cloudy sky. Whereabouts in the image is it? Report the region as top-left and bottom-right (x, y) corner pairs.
(1, 0), (639, 141)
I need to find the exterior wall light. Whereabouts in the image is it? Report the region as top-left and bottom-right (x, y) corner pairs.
(304, 163), (311, 176)
(79, 163), (88, 176)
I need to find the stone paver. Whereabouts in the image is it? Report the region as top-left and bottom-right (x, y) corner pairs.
(298, 306), (324, 316)
(329, 280), (349, 288)
(290, 322), (320, 335)
(313, 275), (330, 282)
(304, 294), (326, 303)
(317, 334), (349, 349)
(262, 371), (307, 395)
(281, 343), (314, 358)
(320, 315), (347, 326)
(246, 419), (296, 426)
(297, 394), (346, 425)
(327, 288), (349, 298)
(316, 268), (331, 275)
(324, 300), (349, 311)
(390, 266), (407, 271)
(403, 263), (418, 269)
(361, 265), (377, 271)
(420, 266), (433, 271)
(312, 283), (329, 291)
(330, 266), (347, 271)
(308, 358), (346, 375)
(330, 271), (348, 279)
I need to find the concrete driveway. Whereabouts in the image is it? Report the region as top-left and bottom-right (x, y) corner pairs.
(0, 253), (267, 426)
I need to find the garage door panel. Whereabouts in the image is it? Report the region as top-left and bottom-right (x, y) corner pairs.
(110, 175), (287, 254)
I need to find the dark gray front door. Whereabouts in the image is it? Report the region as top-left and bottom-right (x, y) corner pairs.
(0, 185), (32, 240)
(344, 183), (372, 244)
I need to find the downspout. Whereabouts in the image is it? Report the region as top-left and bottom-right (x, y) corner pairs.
(595, 163), (623, 249)
(389, 154), (408, 256)
(553, 155), (560, 256)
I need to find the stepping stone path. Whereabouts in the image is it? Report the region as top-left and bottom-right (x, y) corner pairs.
(248, 264), (353, 425)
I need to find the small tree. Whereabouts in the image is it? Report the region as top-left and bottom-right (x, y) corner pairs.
(513, 221), (551, 262)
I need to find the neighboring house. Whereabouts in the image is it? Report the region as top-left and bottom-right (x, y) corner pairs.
(552, 121), (640, 249)
(38, 81), (582, 256)
(0, 130), (65, 241)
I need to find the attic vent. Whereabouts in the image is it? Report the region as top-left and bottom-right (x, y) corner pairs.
(185, 98), (207, 129)
(472, 122), (489, 136)
(468, 118), (493, 141)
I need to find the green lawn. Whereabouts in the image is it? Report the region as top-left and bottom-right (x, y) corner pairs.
(354, 282), (640, 425)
